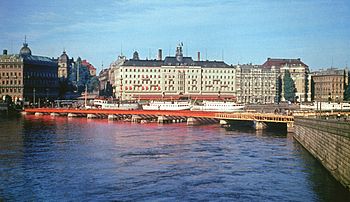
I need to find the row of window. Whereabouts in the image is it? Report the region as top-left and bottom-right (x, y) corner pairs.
(24, 79), (58, 86)
(242, 90), (275, 94)
(124, 80), (162, 85)
(0, 64), (22, 69)
(0, 88), (22, 93)
(24, 72), (57, 78)
(122, 74), (235, 80)
(122, 79), (235, 86)
(1, 80), (22, 85)
(122, 68), (234, 74)
(204, 81), (234, 85)
(121, 86), (234, 92)
(315, 84), (343, 88)
(124, 74), (162, 79)
(1, 72), (21, 77)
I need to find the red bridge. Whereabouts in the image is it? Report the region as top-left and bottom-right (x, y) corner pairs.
(24, 108), (294, 131)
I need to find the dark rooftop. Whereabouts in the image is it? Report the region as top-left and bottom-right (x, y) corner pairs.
(163, 56), (195, 66)
(123, 59), (164, 67)
(262, 58), (308, 68)
(22, 55), (57, 66)
(121, 57), (230, 68)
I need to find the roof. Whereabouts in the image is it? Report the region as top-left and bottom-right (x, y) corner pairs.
(0, 53), (57, 66)
(58, 51), (69, 63)
(121, 57), (230, 68)
(312, 68), (347, 76)
(262, 58), (308, 68)
(122, 59), (163, 67)
(163, 56), (195, 66)
(81, 59), (96, 70)
(195, 60), (230, 68)
(22, 55), (57, 66)
(19, 43), (32, 56)
(0, 54), (21, 61)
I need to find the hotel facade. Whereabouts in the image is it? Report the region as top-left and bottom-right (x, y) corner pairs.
(109, 45), (238, 101)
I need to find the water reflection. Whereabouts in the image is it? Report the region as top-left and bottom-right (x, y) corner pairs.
(0, 116), (349, 201)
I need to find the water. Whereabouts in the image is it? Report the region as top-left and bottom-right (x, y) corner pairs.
(0, 115), (349, 201)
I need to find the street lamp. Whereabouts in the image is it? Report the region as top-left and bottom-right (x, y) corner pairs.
(46, 88), (49, 106)
(33, 88), (36, 107)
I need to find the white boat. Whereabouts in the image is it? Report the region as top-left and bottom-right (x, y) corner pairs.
(300, 102), (350, 111)
(93, 99), (139, 110)
(191, 100), (244, 112)
(142, 100), (192, 110)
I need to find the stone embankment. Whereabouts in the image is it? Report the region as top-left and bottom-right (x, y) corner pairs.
(294, 117), (350, 191)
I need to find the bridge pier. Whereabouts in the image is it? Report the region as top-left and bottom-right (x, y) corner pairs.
(67, 113), (78, 118)
(87, 114), (98, 119)
(132, 115), (142, 123)
(158, 116), (170, 124)
(34, 112), (44, 116)
(254, 121), (267, 130)
(50, 112), (60, 116)
(108, 115), (118, 120)
(219, 120), (229, 127)
(187, 117), (199, 125)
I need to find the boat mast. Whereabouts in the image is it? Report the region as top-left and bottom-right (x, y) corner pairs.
(85, 85), (87, 108)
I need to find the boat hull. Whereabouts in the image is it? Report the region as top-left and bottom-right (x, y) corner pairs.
(142, 101), (192, 110)
(191, 101), (244, 112)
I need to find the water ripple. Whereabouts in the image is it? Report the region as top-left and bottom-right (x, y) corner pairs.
(0, 116), (349, 201)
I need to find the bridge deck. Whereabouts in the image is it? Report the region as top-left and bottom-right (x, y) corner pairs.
(215, 112), (294, 123)
(24, 108), (294, 123)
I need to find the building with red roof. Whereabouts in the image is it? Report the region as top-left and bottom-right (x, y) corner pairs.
(81, 59), (96, 77)
(262, 58), (311, 102)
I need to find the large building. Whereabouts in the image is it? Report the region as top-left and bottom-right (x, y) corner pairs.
(311, 68), (349, 102)
(0, 42), (59, 104)
(109, 45), (238, 101)
(262, 58), (311, 102)
(236, 64), (279, 104)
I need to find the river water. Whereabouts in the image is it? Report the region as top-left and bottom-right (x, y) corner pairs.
(0, 115), (349, 201)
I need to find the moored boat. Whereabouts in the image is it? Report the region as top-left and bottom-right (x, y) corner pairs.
(93, 99), (139, 110)
(191, 100), (244, 112)
(142, 100), (192, 110)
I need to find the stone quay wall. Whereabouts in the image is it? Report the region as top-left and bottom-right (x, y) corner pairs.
(294, 117), (350, 191)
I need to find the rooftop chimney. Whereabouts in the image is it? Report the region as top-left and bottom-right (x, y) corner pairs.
(197, 51), (201, 61)
(3, 49), (7, 55)
(158, 49), (162, 61)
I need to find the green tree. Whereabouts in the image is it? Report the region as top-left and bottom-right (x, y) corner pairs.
(344, 84), (350, 101)
(283, 70), (296, 102)
(87, 76), (100, 93)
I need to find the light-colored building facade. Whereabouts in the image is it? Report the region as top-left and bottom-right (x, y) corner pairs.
(0, 43), (59, 103)
(236, 64), (279, 104)
(263, 58), (311, 102)
(57, 50), (72, 79)
(312, 68), (348, 102)
(101, 48), (311, 104)
(110, 46), (237, 101)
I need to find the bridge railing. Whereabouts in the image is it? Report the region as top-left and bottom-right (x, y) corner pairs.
(215, 112), (294, 123)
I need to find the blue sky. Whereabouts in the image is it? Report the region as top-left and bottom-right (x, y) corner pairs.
(1, 0), (350, 71)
